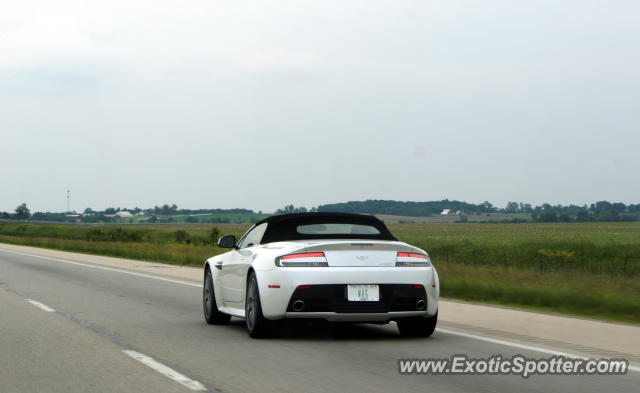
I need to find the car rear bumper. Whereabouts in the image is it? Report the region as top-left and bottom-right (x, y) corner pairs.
(256, 266), (439, 320)
(284, 311), (427, 322)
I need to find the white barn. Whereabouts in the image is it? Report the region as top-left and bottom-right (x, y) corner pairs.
(114, 211), (134, 219)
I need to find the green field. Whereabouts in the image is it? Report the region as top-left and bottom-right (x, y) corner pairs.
(1, 221), (638, 323)
(388, 222), (640, 276)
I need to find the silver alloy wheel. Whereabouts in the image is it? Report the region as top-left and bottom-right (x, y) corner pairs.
(246, 279), (256, 331)
(204, 273), (212, 318)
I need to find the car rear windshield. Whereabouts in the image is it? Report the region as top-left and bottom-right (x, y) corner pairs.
(260, 215), (395, 243)
(297, 223), (381, 236)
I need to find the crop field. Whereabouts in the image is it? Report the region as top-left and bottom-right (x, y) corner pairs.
(389, 222), (640, 276)
(1, 221), (639, 322)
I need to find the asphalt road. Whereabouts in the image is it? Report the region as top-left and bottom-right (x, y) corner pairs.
(0, 249), (637, 393)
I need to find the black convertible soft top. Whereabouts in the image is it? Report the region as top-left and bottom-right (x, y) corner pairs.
(258, 212), (396, 243)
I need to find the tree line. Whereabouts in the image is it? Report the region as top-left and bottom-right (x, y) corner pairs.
(3, 200), (640, 224)
(278, 199), (640, 222)
(0, 203), (256, 223)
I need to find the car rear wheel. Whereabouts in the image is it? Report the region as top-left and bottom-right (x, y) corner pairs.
(397, 312), (437, 337)
(203, 268), (231, 325)
(245, 272), (273, 338)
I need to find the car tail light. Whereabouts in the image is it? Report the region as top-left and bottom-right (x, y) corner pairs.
(275, 252), (328, 267)
(396, 252), (432, 267)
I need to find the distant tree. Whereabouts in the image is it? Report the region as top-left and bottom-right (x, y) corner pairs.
(275, 205), (309, 214)
(83, 207), (95, 215)
(539, 211), (558, 222)
(576, 211), (590, 222)
(149, 215), (158, 223)
(559, 213), (571, 222)
(592, 201), (613, 212)
(1, 211), (10, 219)
(597, 209), (620, 222)
(15, 203), (31, 220)
(612, 203), (627, 213)
(504, 201), (519, 213)
(481, 201), (495, 212)
(104, 207), (116, 215)
(160, 204), (179, 215)
(185, 216), (199, 223)
(275, 205), (293, 214)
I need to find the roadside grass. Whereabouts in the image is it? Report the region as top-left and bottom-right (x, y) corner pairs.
(438, 263), (640, 323)
(0, 234), (218, 265)
(0, 222), (249, 248)
(1, 221), (639, 323)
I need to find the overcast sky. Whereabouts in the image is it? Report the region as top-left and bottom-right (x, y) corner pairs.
(1, 0), (639, 213)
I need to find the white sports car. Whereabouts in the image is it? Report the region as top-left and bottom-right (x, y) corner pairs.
(203, 213), (439, 338)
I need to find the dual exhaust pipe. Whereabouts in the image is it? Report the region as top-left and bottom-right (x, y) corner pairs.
(292, 300), (305, 312)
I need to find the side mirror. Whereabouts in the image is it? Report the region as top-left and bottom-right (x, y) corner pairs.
(217, 235), (236, 249)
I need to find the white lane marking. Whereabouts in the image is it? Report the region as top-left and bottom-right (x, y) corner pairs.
(123, 350), (207, 391)
(26, 299), (56, 312)
(0, 248), (202, 288)
(437, 328), (640, 373)
(4, 247), (638, 372)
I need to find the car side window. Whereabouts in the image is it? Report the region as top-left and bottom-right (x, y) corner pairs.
(237, 223), (268, 249)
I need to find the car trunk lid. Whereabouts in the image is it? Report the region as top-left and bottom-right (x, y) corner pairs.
(302, 240), (421, 267)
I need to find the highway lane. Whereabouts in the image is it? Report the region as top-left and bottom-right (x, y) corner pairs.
(1, 249), (638, 393)
(0, 289), (190, 393)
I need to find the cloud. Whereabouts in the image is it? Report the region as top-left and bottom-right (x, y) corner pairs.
(0, 14), (105, 89)
(243, 48), (325, 73)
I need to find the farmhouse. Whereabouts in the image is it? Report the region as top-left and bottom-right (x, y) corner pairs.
(114, 211), (134, 219)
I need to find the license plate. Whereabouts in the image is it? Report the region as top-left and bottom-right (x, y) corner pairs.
(347, 285), (380, 302)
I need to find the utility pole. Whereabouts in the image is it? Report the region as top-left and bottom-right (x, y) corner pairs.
(67, 189), (70, 213)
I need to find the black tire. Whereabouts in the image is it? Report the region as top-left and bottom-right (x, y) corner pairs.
(203, 268), (231, 325)
(245, 272), (272, 338)
(397, 312), (437, 337)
